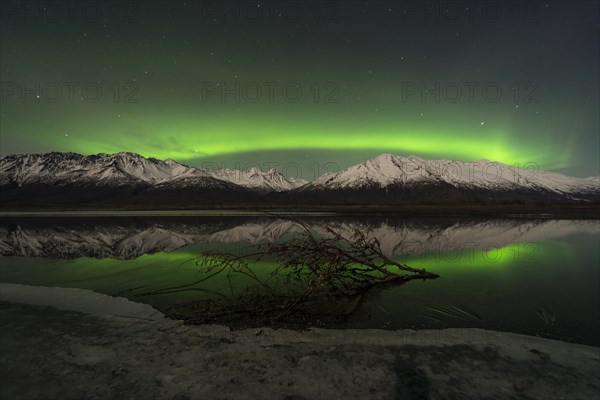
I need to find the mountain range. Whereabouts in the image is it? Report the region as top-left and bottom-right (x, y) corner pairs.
(0, 152), (598, 206)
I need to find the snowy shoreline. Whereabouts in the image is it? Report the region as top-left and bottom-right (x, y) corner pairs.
(1, 283), (599, 399)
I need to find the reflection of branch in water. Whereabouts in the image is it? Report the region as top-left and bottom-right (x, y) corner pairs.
(150, 223), (439, 329)
(137, 259), (231, 296)
(533, 305), (557, 327)
(424, 300), (484, 325)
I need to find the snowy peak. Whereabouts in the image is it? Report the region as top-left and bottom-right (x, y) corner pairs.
(102, 152), (192, 183)
(312, 153), (444, 188)
(307, 153), (599, 198)
(0, 152), (193, 186)
(0, 152), (307, 192)
(202, 166), (306, 192)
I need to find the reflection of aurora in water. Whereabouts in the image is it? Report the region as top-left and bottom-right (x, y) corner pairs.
(1, 218), (597, 259)
(402, 242), (548, 269)
(0, 218), (591, 297)
(0, 217), (598, 343)
(0, 241), (566, 297)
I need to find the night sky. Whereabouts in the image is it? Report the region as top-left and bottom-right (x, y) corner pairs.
(1, 0), (598, 179)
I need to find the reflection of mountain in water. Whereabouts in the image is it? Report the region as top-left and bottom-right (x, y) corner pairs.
(1, 217), (598, 260)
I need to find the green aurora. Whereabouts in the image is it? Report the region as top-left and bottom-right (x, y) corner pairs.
(1, 1), (598, 177)
(1, 97), (579, 172)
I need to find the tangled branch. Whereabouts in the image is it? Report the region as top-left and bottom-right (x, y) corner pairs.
(147, 222), (439, 329)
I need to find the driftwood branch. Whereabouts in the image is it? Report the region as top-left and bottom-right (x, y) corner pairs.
(148, 221), (439, 329)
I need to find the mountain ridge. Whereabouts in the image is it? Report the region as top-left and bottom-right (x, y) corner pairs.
(297, 153), (598, 199)
(1, 151), (598, 205)
(0, 152), (306, 192)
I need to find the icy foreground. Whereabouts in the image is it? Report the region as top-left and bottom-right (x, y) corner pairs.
(1, 284), (599, 400)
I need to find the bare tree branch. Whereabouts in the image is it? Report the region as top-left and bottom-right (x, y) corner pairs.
(151, 220), (439, 329)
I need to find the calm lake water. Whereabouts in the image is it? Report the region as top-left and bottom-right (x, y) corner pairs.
(1, 215), (598, 345)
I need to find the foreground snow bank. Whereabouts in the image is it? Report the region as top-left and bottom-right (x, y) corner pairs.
(1, 284), (599, 400)
(0, 283), (164, 321)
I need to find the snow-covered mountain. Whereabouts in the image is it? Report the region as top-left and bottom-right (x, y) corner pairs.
(292, 154), (599, 203)
(0, 152), (307, 194)
(0, 152), (598, 205)
(0, 152), (194, 186)
(208, 167), (306, 191)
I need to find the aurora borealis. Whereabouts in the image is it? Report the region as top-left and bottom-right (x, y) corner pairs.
(1, 0), (598, 178)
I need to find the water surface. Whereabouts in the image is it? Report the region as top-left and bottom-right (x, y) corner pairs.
(1, 216), (598, 344)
